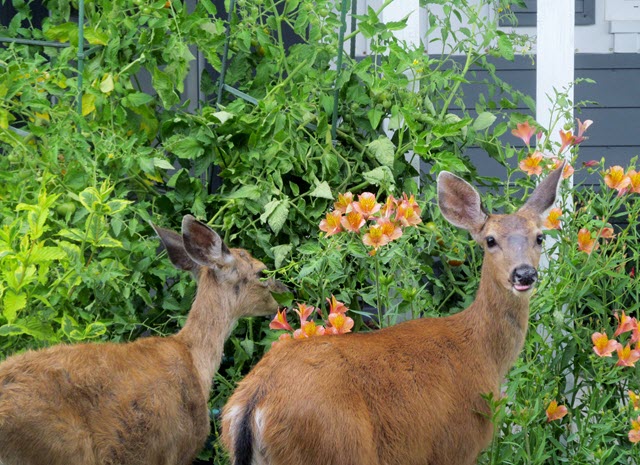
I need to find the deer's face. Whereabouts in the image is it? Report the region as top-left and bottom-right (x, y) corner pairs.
(480, 211), (544, 296)
(224, 248), (289, 318)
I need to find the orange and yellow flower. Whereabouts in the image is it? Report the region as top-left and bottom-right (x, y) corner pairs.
(562, 163), (574, 179)
(334, 192), (354, 214)
(511, 121), (537, 146)
(543, 208), (562, 230)
(614, 311), (636, 337)
(341, 210), (365, 233)
(294, 303), (316, 324)
(630, 417), (640, 443)
(628, 169), (640, 194)
(319, 211), (343, 236)
(380, 195), (397, 219)
(395, 199), (422, 227)
(604, 166), (631, 192)
(616, 343), (640, 367)
(519, 151), (544, 177)
(351, 192), (381, 219)
(377, 218), (403, 241)
(591, 332), (620, 357)
(577, 228), (597, 254)
(326, 312), (355, 335)
(546, 400), (568, 422)
(598, 227), (615, 239)
(293, 320), (325, 339)
(630, 391), (640, 411)
(362, 224), (391, 250)
(270, 309), (293, 332)
(326, 295), (348, 314)
(559, 130), (574, 153)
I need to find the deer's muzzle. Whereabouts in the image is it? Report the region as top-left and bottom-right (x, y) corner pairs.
(511, 265), (538, 292)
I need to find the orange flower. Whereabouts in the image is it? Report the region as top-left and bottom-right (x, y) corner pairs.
(616, 343), (640, 367)
(614, 311), (636, 337)
(351, 192), (381, 219)
(271, 332), (292, 347)
(574, 118), (593, 145)
(562, 163), (574, 179)
(294, 303), (316, 324)
(559, 130), (574, 153)
(591, 332), (620, 357)
(395, 199), (422, 227)
(326, 312), (354, 335)
(630, 417), (640, 443)
(377, 217), (403, 241)
(319, 211), (343, 236)
(334, 192), (353, 214)
(598, 227), (614, 239)
(543, 208), (562, 230)
(519, 151), (544, 177)
(340, 210), (365, 233)
(362, 224), (391, 250)
(293, 320), (326, 339)
(604, 166), (631, 192)
(628, 170), (640, 194)
(630, 391), (640, 410)
(326, 295), (348, 314)
(269, 309), (293, 332)
(546, 400), (568, 422)
(380, 195), (397, 219)
(577, 228), (597, 254)
(511, 121), (536, 146)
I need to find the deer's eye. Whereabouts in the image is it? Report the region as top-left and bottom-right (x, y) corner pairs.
(536, 234), (544, 245)
(486, 236), (497, 248)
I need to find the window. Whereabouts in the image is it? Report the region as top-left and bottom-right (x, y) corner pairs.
(499, 0), (596, 27)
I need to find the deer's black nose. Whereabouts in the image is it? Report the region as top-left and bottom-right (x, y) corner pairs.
(511, 265), (538, 286)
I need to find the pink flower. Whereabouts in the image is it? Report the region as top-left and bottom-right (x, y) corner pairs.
(395, 195), (422, 227)
(604, 166), (631, 193)
(333, 192), (353, 214)
(511, 121), (537, 146)
(630, 417), (640, 443)
(362, 224), (391, 250)
(559, 130), (575, 153)
(614, 311), (636, 337)
(326, 295), (348, 314)
(380, 195), (397, 219)
(326, 312), (354, 335)
(573, 118), (593, 145)
(351, 192), (381, 219)
(617, 343), (640, 367)
(340, 211), (366, 233)
(293, 320), (325, 339)
(294, 303), (316, 324)
(376, 217), (403, 241)
(583, 160), (599, 168)
(519, 152), (544, 177)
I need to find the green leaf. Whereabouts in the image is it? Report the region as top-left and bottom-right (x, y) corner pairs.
(165, 136), (204, 159)
(0, 324), (25, 337)
(367, 137), (396, 167)
(367, 108), (384, 129)
(309, 181), (333, 200)
(81, 94), (96, 116)
(78, 187), (101, 212)
(61, 313), (78, 338)
(153, 158), (175, 170)
(363, 166), (395, 188)
(0, 108), (9, 129)
(473, 112), (497, 131)
(99, 73), (115, 93)
(125, 92), (155, 107)
(83, 322), (107, 339)
(151, 67), (180, 108)
(105, 199), (131, 215)
(30, 246), (66, 263)
(268, 200), (290, 234)
(498, 34), (515, 61)
(271, 244), (292, 269)
(3, 291), (26, 323)
(44, 22), (76, 43)
(95, 236), (123, 248)
(211, 111), (234, 124)
(226, 185), (262, 200)
(84, 27), (109, 46)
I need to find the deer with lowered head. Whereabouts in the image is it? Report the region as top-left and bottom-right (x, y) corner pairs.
(0, 215), (287, 465)
(221, 164), (565, 465)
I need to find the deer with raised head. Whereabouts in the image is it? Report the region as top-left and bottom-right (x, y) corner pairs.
(0, 215), (287, 465)
(221, 165), (564, 465)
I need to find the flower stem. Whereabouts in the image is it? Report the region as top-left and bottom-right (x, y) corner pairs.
(374, 251), (383, 327)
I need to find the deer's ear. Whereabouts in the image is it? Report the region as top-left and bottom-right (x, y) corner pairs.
(437, 171), (487, 238)
(181, 215), (235, 269)
(152, 223), (197, 271)
(520, 162), (564, 220)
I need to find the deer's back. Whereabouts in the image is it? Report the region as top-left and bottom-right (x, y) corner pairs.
(0, 336), (209, 465)
(223, 316), (498, 465)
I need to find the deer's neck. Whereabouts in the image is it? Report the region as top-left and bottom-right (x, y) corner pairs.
(467, 266), (531, 378)
(176, 281), (236, 399)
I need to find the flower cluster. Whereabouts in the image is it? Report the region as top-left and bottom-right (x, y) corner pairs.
(319, 192), (421, 254)
(603, 165), (640, 197)
(543, 209), (614, 255)
(269, 295), (355, 344)
(513, 119), (592, 177)
(591, 311), (640, 366)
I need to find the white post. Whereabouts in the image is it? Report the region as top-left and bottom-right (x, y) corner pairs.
(536, 0), (575, 157)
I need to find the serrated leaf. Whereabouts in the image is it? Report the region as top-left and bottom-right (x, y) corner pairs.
(83, 322), (107, 339)
(95, 236), (123, 248)
(298, 242), (322, 255)
(363, 166), (395, 188)
(99, 73), (114, 93)
(367, 137), (396, 167)
(105, 199), (131, 215)
(3, 291), (26, 323)
(30, 246), (66, 263)
(271, 244), (292, 269)
(309, 181), (333, 200)
(125, 92), (155, 107)
(498, 34), (515, 61)
(84, 27), (109, 45)
(268, 201), (290, 235)
(165, 136), (204, 159)
(78, 187), (101, 212)
(240, 338), (254, 357)
(61, 313), (78, 338)
(473, 112), (497, 131)
(260, 199), (281, 223)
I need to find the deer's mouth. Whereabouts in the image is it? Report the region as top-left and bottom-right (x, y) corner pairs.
(512, 283), (533, 292)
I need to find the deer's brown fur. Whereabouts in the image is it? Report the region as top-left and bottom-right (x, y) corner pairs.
(221, 165), (564, 465)
(0, 215), (286, 465)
